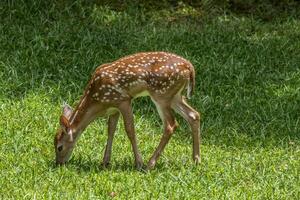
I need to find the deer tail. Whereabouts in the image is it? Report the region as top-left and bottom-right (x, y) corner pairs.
(187, 63), (195, 99)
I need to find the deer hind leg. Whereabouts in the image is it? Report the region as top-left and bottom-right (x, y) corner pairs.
(118, 100), (144, 169)
(147, 98), (177, 170)
(171, 95), (201, 164)
(102, 112), (120, 167)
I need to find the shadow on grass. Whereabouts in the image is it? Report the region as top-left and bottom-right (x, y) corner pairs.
(1, 1), (299, 101)
(48, 156), (171, 173)
(1, 1), (300, 155)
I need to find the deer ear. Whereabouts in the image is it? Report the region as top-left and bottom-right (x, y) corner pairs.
(62, 103), (73, 120)
(60, 115), (70, 133)
(68, 129), (73, 142)
(59, 115), (74, 142)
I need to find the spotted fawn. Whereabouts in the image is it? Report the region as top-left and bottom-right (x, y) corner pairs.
(54, 51), (200, 170)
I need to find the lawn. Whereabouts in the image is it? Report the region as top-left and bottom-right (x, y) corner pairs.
(0, 1), (300, 199)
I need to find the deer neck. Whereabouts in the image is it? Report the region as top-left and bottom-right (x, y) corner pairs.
(69, 94), (98, 140)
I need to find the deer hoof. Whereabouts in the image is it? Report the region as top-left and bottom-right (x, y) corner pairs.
(102, 161), (111, 168)
(146, 159), (156, 170)
(135, 160), (144, 170)
(193, 155), (201, 164)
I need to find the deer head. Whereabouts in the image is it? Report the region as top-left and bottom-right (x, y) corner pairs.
(54, 104), (75, 164)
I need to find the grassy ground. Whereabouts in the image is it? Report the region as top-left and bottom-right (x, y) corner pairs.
(1, 1), (300, 199)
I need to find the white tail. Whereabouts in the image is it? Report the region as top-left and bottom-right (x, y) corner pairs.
(54, 51), (200, 169)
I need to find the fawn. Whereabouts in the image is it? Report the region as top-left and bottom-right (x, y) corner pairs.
(54, 51), (200, 170)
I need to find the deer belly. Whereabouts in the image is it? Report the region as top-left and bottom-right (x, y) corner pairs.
(105, 107), (118, 115)
(125, 83), (149, 99)
(133, 90), (150, 98)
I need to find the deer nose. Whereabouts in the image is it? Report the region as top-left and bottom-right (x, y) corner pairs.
(55, 158), (64, 166)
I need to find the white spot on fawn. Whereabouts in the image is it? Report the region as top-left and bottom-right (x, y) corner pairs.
(189, 112), (197, 120)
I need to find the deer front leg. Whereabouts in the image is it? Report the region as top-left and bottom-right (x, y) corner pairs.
(102, 112), (120, 167)
(118, 100), (144, 169)
(147, 103), (177, 170)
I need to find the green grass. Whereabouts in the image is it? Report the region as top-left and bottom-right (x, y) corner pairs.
(1, 1), (300, 199)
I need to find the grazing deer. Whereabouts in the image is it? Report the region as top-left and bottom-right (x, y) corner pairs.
(54, 51), (200, 170)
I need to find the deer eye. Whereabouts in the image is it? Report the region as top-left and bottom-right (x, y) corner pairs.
(57, 145), (63, 152)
